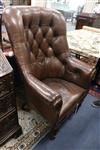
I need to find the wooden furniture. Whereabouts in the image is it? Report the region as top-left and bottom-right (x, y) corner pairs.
(67, 26), (100, 64)
(0, 49), (22, 146)
(67, 26), (100, 84)
(76, 13), (97, 29)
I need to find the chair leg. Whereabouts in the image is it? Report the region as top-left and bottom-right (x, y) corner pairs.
(49, 128), (59, 140)
(49, 102), (83, 140)
(49, 112), (75, 140)
(21, 103), (30, 111)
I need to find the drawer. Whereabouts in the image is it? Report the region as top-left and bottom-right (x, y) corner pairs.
(0, 73), (14, 97)
(0, 91), (16, 118)
(0, 110), (19, 139)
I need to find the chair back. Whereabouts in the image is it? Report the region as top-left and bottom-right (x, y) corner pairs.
(3, 6), (69, 79)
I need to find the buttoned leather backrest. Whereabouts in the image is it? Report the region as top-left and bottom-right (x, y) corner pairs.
(4, 7), (69, 79)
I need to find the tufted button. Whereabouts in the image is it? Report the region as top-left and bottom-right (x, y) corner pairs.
(25, 28), (34, 47)
(46, 47), (54, 57)
(31, 40), (39, 57)
(35, 28), (43, 45)
(45, 27), (53, 43)
(40, 38), (49, 54)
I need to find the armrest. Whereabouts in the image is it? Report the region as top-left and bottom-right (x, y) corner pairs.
(63, 56), (96, 89)
(21, 65), (62, 111)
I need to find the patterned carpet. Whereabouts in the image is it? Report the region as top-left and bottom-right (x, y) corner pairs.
(0, 87), (50, 150)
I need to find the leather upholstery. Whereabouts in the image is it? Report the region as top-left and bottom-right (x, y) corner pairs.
(3, 6), (95, 129)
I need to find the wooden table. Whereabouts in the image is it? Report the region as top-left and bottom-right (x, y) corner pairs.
(67, 26), (100, 66)
(75, 13), (97, 29)
(67, 26), (100, 85)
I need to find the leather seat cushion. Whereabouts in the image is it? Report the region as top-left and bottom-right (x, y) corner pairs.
(42, 78), (86, 120)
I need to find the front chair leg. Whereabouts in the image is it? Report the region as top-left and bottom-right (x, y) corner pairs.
(21, 102), (30, 111)
(49, 128), (59, 140)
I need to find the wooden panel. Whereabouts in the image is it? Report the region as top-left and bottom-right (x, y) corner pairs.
(0, 49), (22, 146)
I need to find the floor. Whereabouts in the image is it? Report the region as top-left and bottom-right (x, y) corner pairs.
(34, 95), (100, 150)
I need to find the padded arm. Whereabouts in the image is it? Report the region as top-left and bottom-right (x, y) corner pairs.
(63, 56), (96, 89)
(21, 65), (62, 111)
(20, 65), (63, 126)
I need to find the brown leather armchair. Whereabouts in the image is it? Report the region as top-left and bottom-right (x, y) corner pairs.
(3, 6), (95, 130)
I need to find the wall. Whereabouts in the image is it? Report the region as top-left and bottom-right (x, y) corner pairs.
(12, 0), (31, 5)
(3, 0), (10, 6)
(31, 0), (46, 7)
(68, 0), (86, 11)
(3, 0), (31, 6)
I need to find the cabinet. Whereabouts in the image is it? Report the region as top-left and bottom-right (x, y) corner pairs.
(76, 13), (97, 29)
(0, 49), (22, 146)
